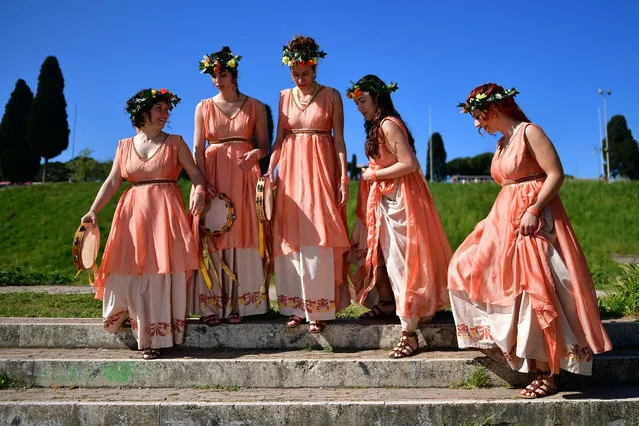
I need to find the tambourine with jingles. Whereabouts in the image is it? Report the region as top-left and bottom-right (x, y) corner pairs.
(200, 192), (236, 237)
(72, 222), (100, 271)
(255, 176), (274, 223)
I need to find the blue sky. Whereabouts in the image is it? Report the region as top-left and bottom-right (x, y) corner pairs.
(1, 0), (638, 179)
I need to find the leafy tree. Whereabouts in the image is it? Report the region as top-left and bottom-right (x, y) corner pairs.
(34, 161), (70, 182)
(446, 152), (493, 177)
(258, 104), (274, 175)
(604, 115), (639, 180)
(426, 132), (447, 181)
(68, 148), (112, 182)
(27, 56), (70, 183)
(0, 79), (40, 183)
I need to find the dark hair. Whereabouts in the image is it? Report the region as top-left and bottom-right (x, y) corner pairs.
(287, 35), (321, 71)
(360, 75), (415, 158)
(211, 46), (240, 97)
(467, 83), (530, 123)
(125, 89), (172, 128)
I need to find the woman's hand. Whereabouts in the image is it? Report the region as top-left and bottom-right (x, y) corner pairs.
(338, 182), (349, 206)
(519, 211), (539, 236)
(81, 210), (97, 225)
(361, 168), (375, 182)
(190, 192), (205, 215)
(238, 149), (260, 171)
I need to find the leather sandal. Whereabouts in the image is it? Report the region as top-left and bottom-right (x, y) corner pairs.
(520, 375), (557, 399)
(309, 321), (326, 333)
(388, 331), (419, 358)
(359, 300), (396, 319)
(200, 314), (222, 326)
(286, 315), (303, 328)
(142, 349), (160, 360)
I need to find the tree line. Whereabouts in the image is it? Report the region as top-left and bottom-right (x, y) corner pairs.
(2, 59), (637, 183)
(0, 56), (69, 183)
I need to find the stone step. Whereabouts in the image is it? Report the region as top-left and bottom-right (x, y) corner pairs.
(0, 317), (636, 350)
(1, 386), (638, 425)
(1, 347), (637, 389)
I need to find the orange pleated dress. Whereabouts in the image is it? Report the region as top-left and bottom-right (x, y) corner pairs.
(354, 117), (452, 325)
(187, 97), (268, 319)
(95, 135), (199, 350)
(273, 86), (351, 321)
(448, 123), (612, 375)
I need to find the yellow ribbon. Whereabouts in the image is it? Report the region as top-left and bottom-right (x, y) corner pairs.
(258, 222), (265, 258)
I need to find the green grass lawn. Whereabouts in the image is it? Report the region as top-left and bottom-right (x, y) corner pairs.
(0, 179), (638, 292)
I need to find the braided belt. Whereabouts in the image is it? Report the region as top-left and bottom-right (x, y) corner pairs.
(131, 179), (178, 187)
(209, 136), (252, 144)
(501, 173), (547, 186)
(286, 128), (332, 136)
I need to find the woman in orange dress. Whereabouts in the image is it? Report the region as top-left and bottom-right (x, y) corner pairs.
(187, 46), (270, 325)
(449, 83), (612, 397)
(267, 35), (350, 333)
(346, 75), (452, 357)
(81, 88), (206, 359)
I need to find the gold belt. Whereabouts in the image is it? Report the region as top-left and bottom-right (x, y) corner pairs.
(501, 173), (546, 186)
(209, 136), (252, 144)
(286, 128), (332, 135)
(131, 179), (177, 186)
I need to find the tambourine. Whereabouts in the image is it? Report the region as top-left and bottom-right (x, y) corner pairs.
(256, 176), (274, 223)
(72, 222), (100, 271)
(201, 192), (236, 237)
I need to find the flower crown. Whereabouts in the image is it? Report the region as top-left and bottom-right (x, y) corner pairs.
(345, 80), (398, 99)
(281, 45), (326, 67)
(457, 87), (519, 113)
(199, 50), (242, 74)
(126, 88), (181, 120)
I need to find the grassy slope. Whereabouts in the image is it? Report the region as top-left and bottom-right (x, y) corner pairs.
(0, 180), (637, 290)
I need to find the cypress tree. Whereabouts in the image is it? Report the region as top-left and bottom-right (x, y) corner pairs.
(0, 79), (40, 183)
(27, 56), (70, 182)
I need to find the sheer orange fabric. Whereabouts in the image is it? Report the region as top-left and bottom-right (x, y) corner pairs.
(448, 123), (612, 372)
(272, 87), (350, 310)
(93, 135), (199, 299)
(357, 117), (452, 319)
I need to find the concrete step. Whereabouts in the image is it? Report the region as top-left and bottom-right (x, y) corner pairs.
(0, 317), (637, 350)
(1, 386), (638, 425)
(1, 347), (637, 389)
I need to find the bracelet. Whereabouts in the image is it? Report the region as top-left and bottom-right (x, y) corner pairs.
(341, 176), (350, 185)
(526, 206), (540, 217)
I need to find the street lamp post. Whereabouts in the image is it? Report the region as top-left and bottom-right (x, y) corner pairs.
(598, 88), (612, 182)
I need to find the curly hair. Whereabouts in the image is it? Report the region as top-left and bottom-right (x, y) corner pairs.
(126, 89), (174, 128)
(359, 75), (415, 158)
(285, 35), (322, 70)
(467, 83), (529, 123)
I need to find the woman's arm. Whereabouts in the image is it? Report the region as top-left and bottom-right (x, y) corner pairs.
(239, 101), (270, 170)
(331, 89), (349, 206)
(519, 124), (565, 236)
(178, 137), (206, 215)
(80, 148), (124, 224)
(361, 119), (418, 182)
(266, 95), (285, 181)
(193, 102), (207, 178)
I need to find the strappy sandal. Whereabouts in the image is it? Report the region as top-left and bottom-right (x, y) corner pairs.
(309, 321), (326, 333)
(228, 312), (243, 324)
(142, 349), (160, 360)
(388, 331), (419, 358)
(200, 314), (222, 326)
(286, 315), (303, 328)
(520, 375), (557, 399)
(359, 300), (396, 319)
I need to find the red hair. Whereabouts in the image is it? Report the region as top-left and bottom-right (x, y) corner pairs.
(467, 83), (530, 122)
